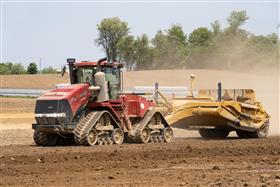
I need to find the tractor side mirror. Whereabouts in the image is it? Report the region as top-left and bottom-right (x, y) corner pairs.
(61, 66), (66, 77)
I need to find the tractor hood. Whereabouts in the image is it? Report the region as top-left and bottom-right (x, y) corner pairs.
(39, 84), (90, 101)
(35, 84), (91, 123)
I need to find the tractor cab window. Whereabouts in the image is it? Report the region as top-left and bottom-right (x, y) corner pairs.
(76, 68), (96, 86)
(102, 67), (121, 99)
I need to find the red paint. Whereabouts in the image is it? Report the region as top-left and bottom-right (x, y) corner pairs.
(38, 84), (154, 128)
(120, 94), (154, 118)
(38, 84), (91, 115)
(74, 61), (123, 68)
(87, 94), (154, 128)
(36, 60), (155, 127)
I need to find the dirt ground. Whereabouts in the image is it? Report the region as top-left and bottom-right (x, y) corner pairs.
(0, 123), (279, 187)
(0, 97), (35, 126)
(0, 134), (279, 187)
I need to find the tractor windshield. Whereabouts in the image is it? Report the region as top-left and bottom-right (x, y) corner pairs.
(76, 66), (121, 99)
(102, 67), (121, 99)
(76, 68), (97, 86)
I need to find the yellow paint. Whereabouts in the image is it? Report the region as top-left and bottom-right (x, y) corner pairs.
(157, 89), (269, 131)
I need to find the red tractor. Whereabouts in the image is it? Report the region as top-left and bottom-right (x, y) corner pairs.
(32, 58), (173, 146)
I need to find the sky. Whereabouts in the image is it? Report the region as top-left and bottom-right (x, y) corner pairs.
(1, 1), (279, 69)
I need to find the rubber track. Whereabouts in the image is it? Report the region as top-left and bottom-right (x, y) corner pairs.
(133, 111), (156, 143)
(33, 130), (48, 146)
(132, 111), (171, 143)
(74, 111), (103, 145)
(33, 130), (58, 146)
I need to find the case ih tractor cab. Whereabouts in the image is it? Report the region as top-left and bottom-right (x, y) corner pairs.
(32, 58), (173, 146)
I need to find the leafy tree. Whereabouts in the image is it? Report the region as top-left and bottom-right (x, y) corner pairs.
(151, 30), (168, 54)
(166, 24), (188, 56)
(96, 17), (129, 61)
(133, 34), (151, 70)
(0, 63), (10, 75)
(27, 62), (38, 74)
(117, 35), (136, 70)
(5, 62), (13, 72)
(117, 34), (150, 70)
(167, 24), (187, 47)
(41, 66), (57, 74)
(11, 63), (26, 74)
(211, 20), (221, 36)
(150, 26), (188, 69)
(151, 30), (170, 68)
(247, 34), (279, 55)
(227, 10), (249, 32)
(94, 10), (278, 72)
(266, 33), (279, 45)
(188, 27), (212, 48)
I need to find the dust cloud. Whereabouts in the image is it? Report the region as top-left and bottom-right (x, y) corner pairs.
(134, 38), (279, 135)
(183, 35), (279, 74)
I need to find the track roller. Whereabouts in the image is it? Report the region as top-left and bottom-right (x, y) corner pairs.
(135, 126), (151, 144)
(111, 128), (124, 145)
(162, 127), (173, 142)
(87, 129), (98, 146)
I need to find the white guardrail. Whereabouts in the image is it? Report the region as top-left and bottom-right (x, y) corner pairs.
(132, 86), (188, 96)
(0, 86), (190, 98)
(0, 88), (47, 97)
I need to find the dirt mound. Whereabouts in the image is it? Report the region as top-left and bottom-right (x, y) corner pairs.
(0, 74), (69, 89)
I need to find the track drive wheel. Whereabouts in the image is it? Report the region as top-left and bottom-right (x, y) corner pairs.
(33, 129), (58, 146)
(87, 129), (98, 146)
(111, 128), (124, 145)
(136, 126), (151, 144)
(162, 127), (173, 143)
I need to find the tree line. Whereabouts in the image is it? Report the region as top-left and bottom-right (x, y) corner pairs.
(96, 10), (279, 71)
(0, 62), (57, 75)
(1, 10), (278, 75)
